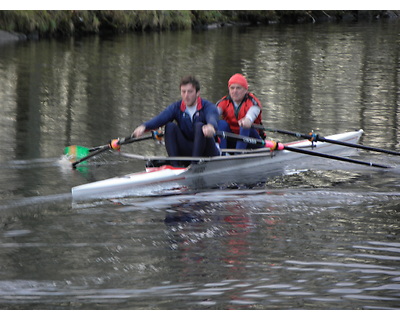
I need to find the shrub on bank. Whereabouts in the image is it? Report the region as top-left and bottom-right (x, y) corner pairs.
(0, 10), (397, 39)
(0, 10), (214, 36)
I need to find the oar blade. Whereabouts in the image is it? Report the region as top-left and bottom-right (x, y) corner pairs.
(64, 145), (91, 162)
(67, 131), (164, 169)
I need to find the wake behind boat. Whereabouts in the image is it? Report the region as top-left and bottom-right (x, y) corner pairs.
(71, 129), (369, 201)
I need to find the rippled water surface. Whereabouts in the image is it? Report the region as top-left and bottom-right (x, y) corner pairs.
(0, 21), (400, 309)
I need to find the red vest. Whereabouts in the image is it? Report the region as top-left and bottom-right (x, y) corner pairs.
(217, 92), (263, 134)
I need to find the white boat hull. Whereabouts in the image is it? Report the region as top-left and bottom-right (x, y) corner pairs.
(72, 130), (364, 200)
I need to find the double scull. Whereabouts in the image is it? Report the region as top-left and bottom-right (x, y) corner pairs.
(72, 129), (369, 200)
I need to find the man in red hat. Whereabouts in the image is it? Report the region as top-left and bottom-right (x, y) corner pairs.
(216, 73), (264, 151)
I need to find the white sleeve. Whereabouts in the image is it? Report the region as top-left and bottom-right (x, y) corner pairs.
(245, 106), (261, 123)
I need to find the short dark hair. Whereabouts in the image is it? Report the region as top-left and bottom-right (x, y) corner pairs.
(180, 75), (200, 92)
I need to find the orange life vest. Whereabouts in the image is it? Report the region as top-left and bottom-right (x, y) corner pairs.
(216, 92), (263, 134)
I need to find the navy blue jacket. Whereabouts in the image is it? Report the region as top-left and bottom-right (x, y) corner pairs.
(143, 97), (219, 141)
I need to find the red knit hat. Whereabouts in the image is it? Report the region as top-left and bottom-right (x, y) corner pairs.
(228, 73), (248, 90)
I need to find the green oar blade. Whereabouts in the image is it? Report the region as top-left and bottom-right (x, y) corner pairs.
(64, 145), (91, 161)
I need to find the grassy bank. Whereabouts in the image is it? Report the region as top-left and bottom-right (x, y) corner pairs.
(0, 10), (395, 38)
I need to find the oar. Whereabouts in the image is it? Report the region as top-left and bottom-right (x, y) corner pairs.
(216, 131), (391, 169)
(253, 124), (400, 156)
(69, 131), (163, 169)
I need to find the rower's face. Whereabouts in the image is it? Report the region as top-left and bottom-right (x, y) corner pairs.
(229, 84), (247, 104)
(180, 83), (199, 106)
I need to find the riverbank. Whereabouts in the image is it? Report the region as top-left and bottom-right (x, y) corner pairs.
(0, 10), (399, 44)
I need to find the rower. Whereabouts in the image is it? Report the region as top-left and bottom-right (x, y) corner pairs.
(130, 75), (220, 167)
(216, 73), (265, 152)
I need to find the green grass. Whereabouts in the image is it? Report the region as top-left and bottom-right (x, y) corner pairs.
(0, 10), (388, 38)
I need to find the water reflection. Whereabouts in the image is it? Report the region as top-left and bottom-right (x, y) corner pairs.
(109, 186), (400, 309)
(0, 179), (399, 309)
(1, 22), (400, 164)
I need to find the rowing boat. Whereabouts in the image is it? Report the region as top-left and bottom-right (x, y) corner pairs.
(71, 129), (365, 201)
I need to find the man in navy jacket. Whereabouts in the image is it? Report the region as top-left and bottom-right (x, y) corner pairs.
(132, 75), (220, 166)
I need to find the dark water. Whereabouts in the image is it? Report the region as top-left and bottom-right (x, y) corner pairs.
(0, 21), (400, 310)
